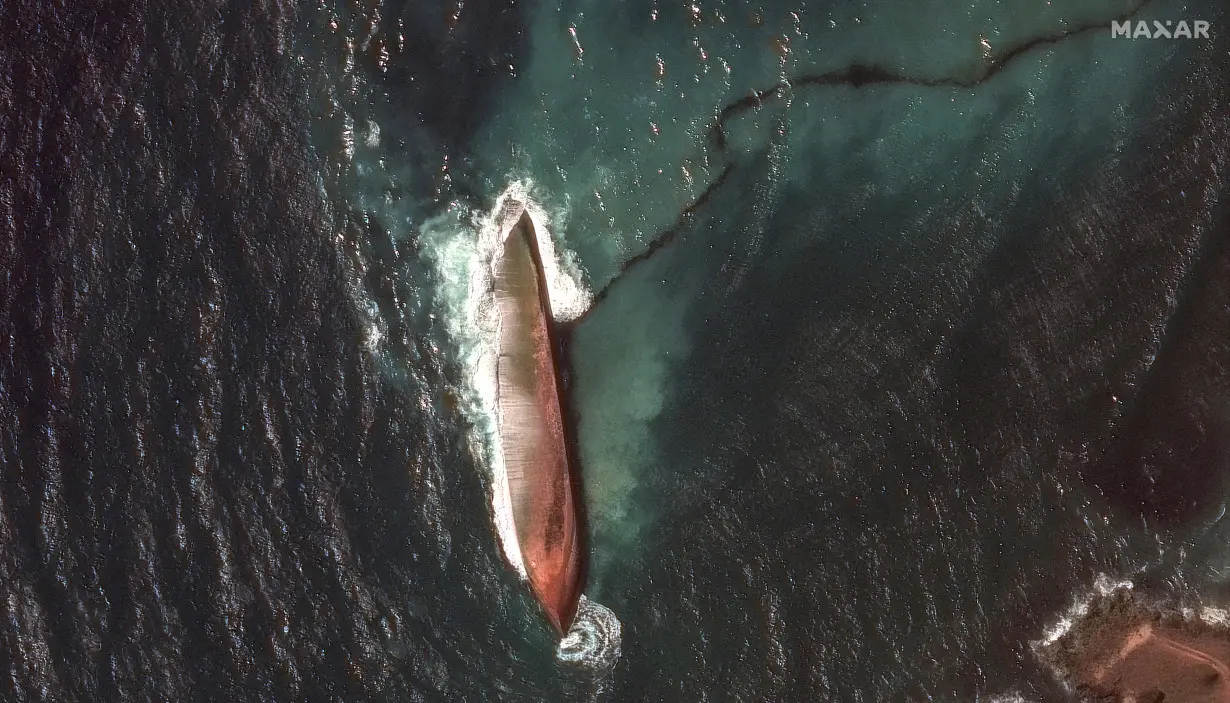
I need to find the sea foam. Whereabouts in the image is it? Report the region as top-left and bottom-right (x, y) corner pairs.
(556, 596), (622, 670)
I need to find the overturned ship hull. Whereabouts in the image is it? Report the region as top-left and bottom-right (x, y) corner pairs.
(493, 210), (583, 633)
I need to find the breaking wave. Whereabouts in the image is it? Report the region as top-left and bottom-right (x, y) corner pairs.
(1033, 573), (1136, 649)
(556, 596), (622, 671)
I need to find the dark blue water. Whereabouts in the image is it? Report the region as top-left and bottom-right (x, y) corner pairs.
(3, 0), (1229, 700)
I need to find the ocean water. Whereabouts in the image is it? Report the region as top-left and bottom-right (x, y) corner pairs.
(2, 0), (1229, 700)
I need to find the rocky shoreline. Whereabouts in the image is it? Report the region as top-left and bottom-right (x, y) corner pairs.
(1039, 589), (1230, 702)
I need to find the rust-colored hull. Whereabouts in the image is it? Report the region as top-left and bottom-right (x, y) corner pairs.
(493, 211), (583, 633)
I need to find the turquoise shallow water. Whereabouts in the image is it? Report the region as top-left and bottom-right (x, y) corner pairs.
(2, 0), (1230, 700)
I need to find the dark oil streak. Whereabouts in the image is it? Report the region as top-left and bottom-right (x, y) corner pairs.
(570, 0), (1152, 329)
(712, 0), (1151, 147)
(571, 162), (736, 326)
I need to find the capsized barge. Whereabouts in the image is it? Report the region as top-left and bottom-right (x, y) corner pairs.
(492, 209), (583, 633)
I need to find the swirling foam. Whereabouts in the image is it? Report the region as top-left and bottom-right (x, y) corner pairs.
(556, 596), (622, 670)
